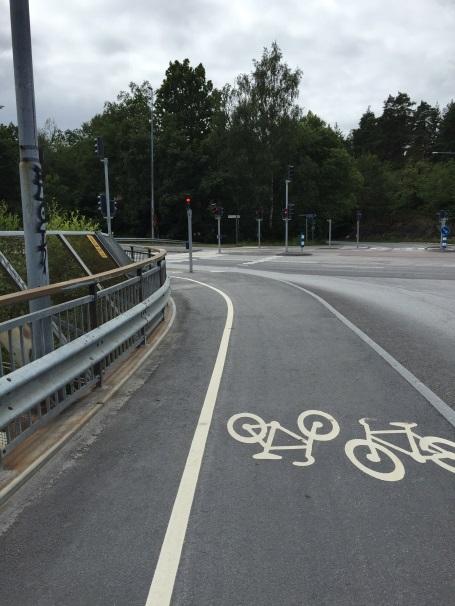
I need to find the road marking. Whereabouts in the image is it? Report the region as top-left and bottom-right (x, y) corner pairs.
(281, 280), (455, 428)
(227, 410), (455, 481)
(242, 255), (278, 265)
(227, 410), (340, 467)
(145, 276), (234, 606)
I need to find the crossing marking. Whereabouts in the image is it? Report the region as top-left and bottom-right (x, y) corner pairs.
(145, 277), (234, 606)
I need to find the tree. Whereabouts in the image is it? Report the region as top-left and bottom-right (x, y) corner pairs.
(154, 61), (221, 239)
(436, 101), (455, 152)
(228, 42), (302, 232)
(0, 123), (20, 214)
(377, 92), (415, 162)
(350, 108), (379, 157)
(408, 101), (440, 160)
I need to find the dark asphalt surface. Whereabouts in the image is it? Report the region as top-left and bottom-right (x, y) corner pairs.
(1, 269), (454, 605)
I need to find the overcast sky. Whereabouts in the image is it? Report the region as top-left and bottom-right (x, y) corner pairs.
(1, 0), (454, 134)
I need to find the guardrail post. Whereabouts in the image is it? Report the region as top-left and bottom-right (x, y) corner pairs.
(89, 283), (103, 386)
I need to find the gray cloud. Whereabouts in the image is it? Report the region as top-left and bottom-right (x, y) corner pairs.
(0, 0), (454, 133)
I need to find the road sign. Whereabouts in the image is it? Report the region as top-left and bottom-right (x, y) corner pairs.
(441, 225), (450, 237)
(227, 214), (240, 219)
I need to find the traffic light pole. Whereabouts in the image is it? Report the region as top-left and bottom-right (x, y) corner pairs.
(217, 216), (221, 254)
(257, 218), (262, 249)
(187, 207), (193, 272)
(327, 219), (332, 247)
(103, 158), (112, 236)
(285, 179), (289, 253)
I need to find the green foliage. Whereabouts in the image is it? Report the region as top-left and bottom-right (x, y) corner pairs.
(0, 200), (21, 230)
(47, 201), (100, 231)
(1, 43), (454, 242)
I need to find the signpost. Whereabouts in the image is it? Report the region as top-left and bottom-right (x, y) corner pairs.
(437, 210), (450, 252)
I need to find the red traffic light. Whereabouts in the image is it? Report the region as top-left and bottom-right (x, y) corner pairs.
(185, 195), (192, 206)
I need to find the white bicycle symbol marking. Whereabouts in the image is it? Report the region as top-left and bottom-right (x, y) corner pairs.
(227, 411), (455, 482)
(226, 410), (340, 467)
(345, 418), (455, 482)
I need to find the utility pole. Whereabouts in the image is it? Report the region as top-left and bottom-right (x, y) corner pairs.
(103, 158), (112, 236)
(284, 165), (293, 254)
(256, 208), (263, 249)
(356, 210), (362, 249)
(10, 0), (52, 354)
(149, 86), (155, 239)
(185, 196), (193, 272)
(327, 218), (332, 247)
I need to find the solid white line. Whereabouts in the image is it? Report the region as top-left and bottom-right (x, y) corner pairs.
(145, 276), (234, 606)
(241, 255), (278, 265)
(280, 280), (455, 428)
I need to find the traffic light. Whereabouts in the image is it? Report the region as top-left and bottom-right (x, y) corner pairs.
(288, 202), (295, 219)
(185, 195), (192, 207)
(356, 210), (363, 221)
(287, 165), (294, 181)
(94, 136), (104, 159)
(281, 208), (289, 220)
(255, 207), (263, 220)
(111, 198), (118, 218)
(97, 193), (107, 216)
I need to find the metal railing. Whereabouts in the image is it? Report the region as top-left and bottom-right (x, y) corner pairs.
(0, 249), (169, 460)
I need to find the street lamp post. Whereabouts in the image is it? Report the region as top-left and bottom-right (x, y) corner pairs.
(149, 87), (155, 239)
(9, 0), (52, 354)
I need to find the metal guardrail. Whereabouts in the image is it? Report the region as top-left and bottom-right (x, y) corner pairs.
(116, 237), (186, 247)
(0, 249), (169, 460)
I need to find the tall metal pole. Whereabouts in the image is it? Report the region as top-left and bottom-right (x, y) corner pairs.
(356, 219), (360, 249)
(10, 0), (50, 296)
(305, 216), (308, 243)
(103, 158), (112, 236)
(257, 219), (262, 249)
(217, 216), (221, 253)
(285, 179), (289, 253)
(328, 219), (332, 247)
(149, 87), (155, 239)
(187, 207), (193, 272)
(10, 0), (52, 355)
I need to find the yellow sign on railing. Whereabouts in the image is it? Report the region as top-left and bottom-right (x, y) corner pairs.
(86, 235), (108, 258)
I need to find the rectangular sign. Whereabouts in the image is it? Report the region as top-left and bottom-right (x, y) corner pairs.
(86, 235), (108, 258)
(227, 215), (240, 219)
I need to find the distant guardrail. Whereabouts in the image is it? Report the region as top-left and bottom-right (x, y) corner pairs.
(0, 248), (169, 461)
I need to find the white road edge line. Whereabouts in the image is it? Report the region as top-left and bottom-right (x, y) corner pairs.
(280, 279), (455, 428)
(145, 276), (234, 606)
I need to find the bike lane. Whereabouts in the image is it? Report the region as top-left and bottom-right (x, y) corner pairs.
(165, 272), (455, 605)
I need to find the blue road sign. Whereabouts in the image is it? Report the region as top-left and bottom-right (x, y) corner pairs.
(441, 225), (450, 237)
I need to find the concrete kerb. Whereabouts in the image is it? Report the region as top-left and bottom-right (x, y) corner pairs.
(0, 299), (177, 508)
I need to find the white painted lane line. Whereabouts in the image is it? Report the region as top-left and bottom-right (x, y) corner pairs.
(281, 280), (455, 428)
(145, 276), (234, 606)
(241, 255), (279, 266)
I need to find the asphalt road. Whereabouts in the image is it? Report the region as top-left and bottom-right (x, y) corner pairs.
(0, 246), (454, 605)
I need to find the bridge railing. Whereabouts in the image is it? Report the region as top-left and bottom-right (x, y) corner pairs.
(0, 248), (169, 461)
